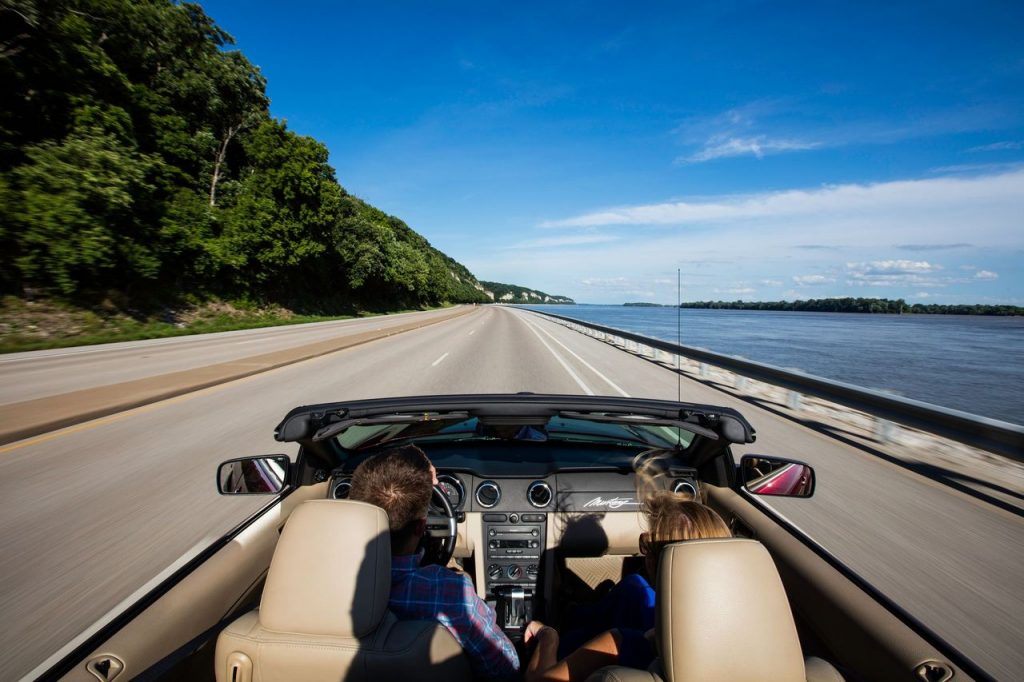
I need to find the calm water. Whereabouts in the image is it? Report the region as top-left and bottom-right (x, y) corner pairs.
(521, 305), (1024, 425)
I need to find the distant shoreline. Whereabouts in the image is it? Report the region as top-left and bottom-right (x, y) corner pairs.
(621, 299), (1022, 316)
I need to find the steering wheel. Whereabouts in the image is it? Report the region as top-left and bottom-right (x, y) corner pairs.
(421, 484), (457, 567)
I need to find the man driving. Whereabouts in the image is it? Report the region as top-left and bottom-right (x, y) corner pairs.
(349, 445), (520, 680)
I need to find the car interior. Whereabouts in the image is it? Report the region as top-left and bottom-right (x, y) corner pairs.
(51, 396), (975, 682)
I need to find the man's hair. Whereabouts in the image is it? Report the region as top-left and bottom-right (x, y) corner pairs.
(349, 445), (433, 540)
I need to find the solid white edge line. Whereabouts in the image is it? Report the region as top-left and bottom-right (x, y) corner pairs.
(431, 352), (450, 367)
(520, 315), (630, 397)
(521, 320), (594, 395)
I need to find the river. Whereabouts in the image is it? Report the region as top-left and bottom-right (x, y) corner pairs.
(520, 305), (1024, 425)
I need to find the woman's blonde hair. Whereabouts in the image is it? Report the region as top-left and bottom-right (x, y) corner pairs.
(643, 489), (731, 543)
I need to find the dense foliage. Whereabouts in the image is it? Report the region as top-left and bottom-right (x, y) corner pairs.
(480, 281), (574, 304)
(0, 0), (490, 310)
(677, 299), (1022, 315)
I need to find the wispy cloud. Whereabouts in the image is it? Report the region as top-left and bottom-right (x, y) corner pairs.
(760, 279), (784, 287)
(968, 140), (1023, 152)
(896, 243), (972, 252)
(677, 135), (819, 164)
(715, 286), (757, 295)
(930, 161), (1024, 175)
(672, 101), (819, 164)
(671, 101), (1018, 166)
(975, 270), (999, 280)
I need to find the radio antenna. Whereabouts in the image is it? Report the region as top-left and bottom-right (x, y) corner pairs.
(676, 268), (681, 403)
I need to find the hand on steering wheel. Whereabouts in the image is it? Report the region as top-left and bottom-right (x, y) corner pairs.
(420, 484), (457, 567)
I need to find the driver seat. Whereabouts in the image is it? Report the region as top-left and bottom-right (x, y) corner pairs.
(215, 499), (471, 682)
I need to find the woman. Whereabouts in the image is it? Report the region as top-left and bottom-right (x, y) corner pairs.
(524, 491), (731, 682)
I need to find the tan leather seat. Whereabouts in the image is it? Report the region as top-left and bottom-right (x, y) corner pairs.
(587, 538), (843, 682)
(215, 499), (471, 682)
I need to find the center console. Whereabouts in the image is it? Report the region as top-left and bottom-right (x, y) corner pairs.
(482, 512), (546, 633)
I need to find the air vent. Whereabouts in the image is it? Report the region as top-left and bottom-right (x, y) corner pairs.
(331, 478), (352, 499)
(527, 481), (552, 508)
(475, 481), (501, 508)
(673, 480), (697, 498)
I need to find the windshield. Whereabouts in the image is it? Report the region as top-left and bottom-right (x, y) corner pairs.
(335, 415), (695, 453)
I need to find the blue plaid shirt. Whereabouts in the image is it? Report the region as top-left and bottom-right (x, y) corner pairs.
(390, 553), (519, 680)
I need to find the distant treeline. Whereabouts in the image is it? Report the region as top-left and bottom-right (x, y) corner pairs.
(675, 298), (1023, 315)
(0, 0), (491, 312)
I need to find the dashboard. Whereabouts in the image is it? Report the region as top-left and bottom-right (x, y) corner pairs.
(327, 463), (699, 599)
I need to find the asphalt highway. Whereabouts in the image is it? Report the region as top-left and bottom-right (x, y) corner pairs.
(0, 308), (462, 406)
(0, 306), (1020, 680)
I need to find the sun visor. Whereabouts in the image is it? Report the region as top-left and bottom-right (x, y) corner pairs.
(720, 415), (755, 444)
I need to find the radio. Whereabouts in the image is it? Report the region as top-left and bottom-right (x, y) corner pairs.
(489, 538), (540, 550)
(483, 516), (546, 594)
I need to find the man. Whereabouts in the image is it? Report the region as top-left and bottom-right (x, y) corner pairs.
(349, 445), (520, 680)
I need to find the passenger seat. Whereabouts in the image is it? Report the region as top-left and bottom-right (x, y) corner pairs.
(586, 538), (843, 682)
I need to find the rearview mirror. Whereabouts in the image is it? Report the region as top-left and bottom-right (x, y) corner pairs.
(740, 455), (815, 498)
(218, 455), (290, 495)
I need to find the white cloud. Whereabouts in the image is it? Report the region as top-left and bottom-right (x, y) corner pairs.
(760, 279), (784, 286)
(541, 169), (1024, 229)
(846, 260), (942, 274)
(715, 287), (757, 295)
(975, 270), (999, 280)
(677, 136), (819, 164)
(792, 275), (835, 286)
(845, 261), (949, 287)
(913, 292), (932, 299)
(467, 170), (1022, 304)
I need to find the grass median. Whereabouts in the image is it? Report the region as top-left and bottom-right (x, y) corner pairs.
(0, 296), (446, 354)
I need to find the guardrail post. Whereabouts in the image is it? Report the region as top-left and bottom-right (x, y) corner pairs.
(786, 391), (802, 411)
(699, 363), (709, 378)
(735, 375), (748, 392)
(875, 418), (896, 443)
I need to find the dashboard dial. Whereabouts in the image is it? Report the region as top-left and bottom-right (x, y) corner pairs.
(436, 474), (465, 508)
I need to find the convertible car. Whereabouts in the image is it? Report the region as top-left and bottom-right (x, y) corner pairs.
(50, 395), (976, 682)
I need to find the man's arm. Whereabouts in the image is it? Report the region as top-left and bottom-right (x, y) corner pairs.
(451, 575), (520, 680)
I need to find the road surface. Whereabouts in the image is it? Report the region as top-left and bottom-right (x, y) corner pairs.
(0, 305), (1020, 680)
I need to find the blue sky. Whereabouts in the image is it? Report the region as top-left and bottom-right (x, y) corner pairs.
(201, 0), (1023, 304)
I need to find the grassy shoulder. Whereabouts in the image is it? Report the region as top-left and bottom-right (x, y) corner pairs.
(0, 296), (441, 354)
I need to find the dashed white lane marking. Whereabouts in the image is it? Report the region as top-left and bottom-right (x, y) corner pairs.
(431, 352), (450, 367)
(523, 317), (630, 397)
(468, 330), (476, 336)
(522, 321), (594, 395)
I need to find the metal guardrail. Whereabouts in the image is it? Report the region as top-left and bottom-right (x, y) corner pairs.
(525, 308), (1024, 462)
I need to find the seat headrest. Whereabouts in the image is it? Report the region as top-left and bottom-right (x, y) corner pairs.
(260, 500), (392, 637)
(656, 538), (805, 682)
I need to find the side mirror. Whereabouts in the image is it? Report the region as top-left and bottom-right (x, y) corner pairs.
(740, 455), (815, 498)
(218, 455), (290, 495)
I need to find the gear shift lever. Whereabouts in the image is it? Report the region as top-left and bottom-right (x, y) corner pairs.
(495, 586), (530, 630)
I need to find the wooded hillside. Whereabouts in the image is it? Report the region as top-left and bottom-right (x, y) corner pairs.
(0, 0), (493, 311)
